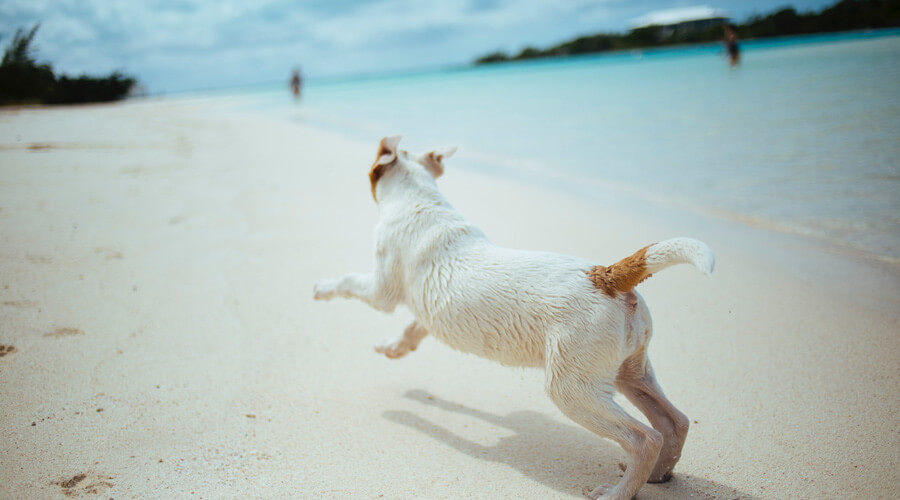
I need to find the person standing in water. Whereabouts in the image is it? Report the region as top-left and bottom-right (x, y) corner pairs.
(724, 24), (740, 67)
(290, 68), (303, 99)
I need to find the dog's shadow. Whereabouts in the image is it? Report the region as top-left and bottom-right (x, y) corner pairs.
(384, 389), (759, 499)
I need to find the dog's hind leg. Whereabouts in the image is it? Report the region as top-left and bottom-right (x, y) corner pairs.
(374, 321), (428, 359)
(615, 351), (690, 483)
(546, 369), (662, 500)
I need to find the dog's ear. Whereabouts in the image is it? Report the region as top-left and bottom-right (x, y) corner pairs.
(418, 146), (457, 178)
(370, 135), (402, 202)
(376, 135), (402, 166)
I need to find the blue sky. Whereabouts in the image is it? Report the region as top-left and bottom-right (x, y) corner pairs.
(1, 1), (839, 94)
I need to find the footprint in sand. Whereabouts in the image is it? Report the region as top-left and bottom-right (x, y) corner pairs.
(2, 300), (38, 308)
(45, 328), (85, 338)
(93, 247), (124, 260)
(53, 471), (114, 497)
(0, 344), (17, 357)
(25, 254), (52, 264)
(27, 143), (54, 152)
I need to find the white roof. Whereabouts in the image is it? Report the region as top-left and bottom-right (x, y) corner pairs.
(629, 5), (730, 29)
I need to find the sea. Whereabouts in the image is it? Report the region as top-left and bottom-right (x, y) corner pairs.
(204, 29), (900, 263)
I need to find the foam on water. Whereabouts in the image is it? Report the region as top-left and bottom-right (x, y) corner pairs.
(231, 30), (900, 263)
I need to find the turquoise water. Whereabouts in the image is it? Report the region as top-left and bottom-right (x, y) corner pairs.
(233, 30), (900, 262)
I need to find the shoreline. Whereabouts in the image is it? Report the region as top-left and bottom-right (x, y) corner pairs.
(450, 149), (900, 270)
(135, 29), (900, 267)
(231, 95), (900, 269)
(472, 26), (900, 69)
(205, 35), (900, 269)
(15, 92), (900, 270)
(1, 100), (898, 499)
(464, 150), (900, 315)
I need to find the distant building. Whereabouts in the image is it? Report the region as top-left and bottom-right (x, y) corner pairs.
(628, 5), (730, 38)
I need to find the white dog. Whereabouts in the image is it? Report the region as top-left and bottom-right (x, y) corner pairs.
(314, 136), (715, 500)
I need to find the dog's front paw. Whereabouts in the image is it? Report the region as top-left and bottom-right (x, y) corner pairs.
(313, 279), (338, 301)
(374, 337), (415, 359)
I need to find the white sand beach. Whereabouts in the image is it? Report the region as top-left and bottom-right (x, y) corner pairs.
(1, 100), (898, 499)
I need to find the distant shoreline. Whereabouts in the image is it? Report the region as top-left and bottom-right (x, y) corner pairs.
(473, 0), (900, 65)
(464, 26), (900, 71)
(139, 27), (900, 98)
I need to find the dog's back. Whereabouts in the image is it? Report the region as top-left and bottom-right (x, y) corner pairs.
(412, 243), (611, 366)
(370, 169), (619, 367)
(372, 145), (713, 371)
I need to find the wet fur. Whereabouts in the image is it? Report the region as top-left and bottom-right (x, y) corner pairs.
(314, 136), (714, 500)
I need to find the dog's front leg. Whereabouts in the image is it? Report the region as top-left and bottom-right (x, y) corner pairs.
(375, 321), (428, 359)
(314, 271), (401, 313)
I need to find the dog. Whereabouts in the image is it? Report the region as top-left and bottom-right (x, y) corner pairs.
(314, 136), (715, 500)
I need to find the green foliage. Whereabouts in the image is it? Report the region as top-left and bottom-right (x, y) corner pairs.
(475, 51), (510, 65)
(0, 23), (137, 106)
(741, 0), (900, 37)
(514, 47), (543, 60)
(49, 73), (136, 104)
(550, 35), (616, 57)
(0, 25), (55, 104)
(474, 0), (900, 65)
(2, 24), (41, 67)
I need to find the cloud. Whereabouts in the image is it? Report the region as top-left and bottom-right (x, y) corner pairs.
(0, 0), (615, 91)
(0, 0), (836, 93)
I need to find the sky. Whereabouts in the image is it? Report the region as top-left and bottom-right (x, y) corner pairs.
(1, 0), (840, 94)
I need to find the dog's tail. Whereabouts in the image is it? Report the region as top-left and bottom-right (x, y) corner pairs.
(587, 237), (714, 297)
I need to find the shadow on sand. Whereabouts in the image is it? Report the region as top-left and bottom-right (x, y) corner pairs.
(384, 389), (759, 499)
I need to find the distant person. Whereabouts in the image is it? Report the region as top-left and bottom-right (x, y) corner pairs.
(290, 68), (303, 99)
(723, 24), (740, 67)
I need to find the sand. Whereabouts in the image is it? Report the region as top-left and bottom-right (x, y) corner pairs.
(1, 99), (898, 499)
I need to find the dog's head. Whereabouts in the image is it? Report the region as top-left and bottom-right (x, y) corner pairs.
(368, 135), (457, 202)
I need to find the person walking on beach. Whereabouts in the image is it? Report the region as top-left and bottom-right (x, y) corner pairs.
(724, 24), (740, 67)
(290, 68), (303, 99)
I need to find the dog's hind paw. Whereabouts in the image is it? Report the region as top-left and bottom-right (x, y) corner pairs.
(586, 483), (616, 500)
(647, 471), (673, 483)
(374, 337), (416, 359)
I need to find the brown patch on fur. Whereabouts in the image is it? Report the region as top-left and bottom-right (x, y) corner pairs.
(587, 245), (653, 297)
(420, 152), (444, 178)
(368, 160), (391, 201)
(369, 137), (400, 201)
(623, 291), (639, 313)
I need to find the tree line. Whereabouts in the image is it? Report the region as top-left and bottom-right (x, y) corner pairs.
(0, 24), (136, 106)
(475, 0), (900, 65)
